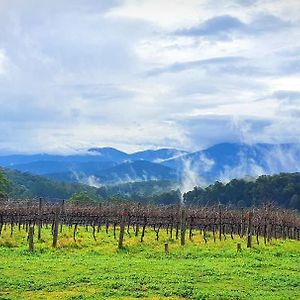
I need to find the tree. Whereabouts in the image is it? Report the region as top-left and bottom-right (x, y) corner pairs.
(152, 189), (181, 205)
(289, 194), (300, 210)
(68, 191), (96, 204)
(0, 169), (9, 199)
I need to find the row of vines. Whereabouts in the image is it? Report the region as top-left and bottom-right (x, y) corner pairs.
(0, 199), (299, 250)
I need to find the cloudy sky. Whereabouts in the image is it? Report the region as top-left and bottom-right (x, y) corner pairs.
(0, 0), (300, 154)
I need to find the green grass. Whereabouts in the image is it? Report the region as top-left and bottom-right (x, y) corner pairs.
(0, 225), (299, 300)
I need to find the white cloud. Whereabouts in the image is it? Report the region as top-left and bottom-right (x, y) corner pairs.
(0, 0), (299, 153)
(106, 0), (205, 30)
(0, 49), (8, 75)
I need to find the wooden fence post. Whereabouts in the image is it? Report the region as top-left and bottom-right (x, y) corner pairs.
(10, 217), (14, 237)
(203, 226), (208, 243)
(60, 200), (65, 233)
(180, 208), (186, 246)
(135, 203), (140, 237)
(97, 202), (102, 232)
(189, 216), (193, 241)
(240, 208), (244, 237)
(28, 226), (34, 252)
(247, 211), (253, 248)
(38, 197), (42, 240)
(52, 207), (60, 248)
(118, 212), (126, 249)
(164, 243), (169, 255)
(140, 216), (147, 243)
(73, 224), (78, 242)
(92, 222), (97, 241)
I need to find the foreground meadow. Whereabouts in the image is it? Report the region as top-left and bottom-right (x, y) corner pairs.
(0, 225), (299, 300)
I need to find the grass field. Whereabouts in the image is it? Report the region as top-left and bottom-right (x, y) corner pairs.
(0, 225), (299, 300)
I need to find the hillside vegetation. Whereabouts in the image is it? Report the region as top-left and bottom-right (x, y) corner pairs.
(1, 168), (300, 210)
(1, 168), (177, 203)
(184, 172), (300, 210)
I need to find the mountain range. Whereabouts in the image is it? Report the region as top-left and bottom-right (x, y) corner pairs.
(0, 143), (300, 187)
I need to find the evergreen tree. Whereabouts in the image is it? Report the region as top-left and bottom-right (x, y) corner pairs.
(0, 169), (9, 199)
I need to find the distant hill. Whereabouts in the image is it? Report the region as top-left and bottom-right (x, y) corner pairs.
(0, 153), (105, 167)
(3, 168), (99, 200)
(8, 161), (116, 176)
(1, 168), (177, 201)
(1, 143), (300, 186)
(129, 148), (188, 162)
(44, 160), (177, 184)
(88, 147), (129, 162)
(163, 143), (300, 182)
(95, 160), (177, 184)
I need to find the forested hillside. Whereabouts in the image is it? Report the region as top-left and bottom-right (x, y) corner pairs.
(0, 168), (177, 202)
(1, 167), (300, 209)
(184, 172), (300, 210)
(2, 168), (99, 200)
(0, 169), (9, 198)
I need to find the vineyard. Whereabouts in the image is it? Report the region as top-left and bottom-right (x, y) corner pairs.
(0, 199), (299, 251)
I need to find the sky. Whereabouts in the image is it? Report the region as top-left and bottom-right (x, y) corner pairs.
(0, 0), (300, 154)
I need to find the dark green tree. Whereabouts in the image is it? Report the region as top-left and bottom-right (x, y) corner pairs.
(68, 191), (96, 204)
(0, 169), (9, 199)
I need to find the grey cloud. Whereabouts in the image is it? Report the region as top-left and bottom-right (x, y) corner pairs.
(146, 56), (246, 76)
(273, 90), (300, 103)
(250, 14), (290, 33)
(175, 14), (291, 39)
(281, 60), (300, 75)
(176, 15), (246, 37)
(234, 0), (258, 6)
(177, 115), (273, 149)
(64, 83), (134, 101)
(0, 94), (64, 122)
(146, 52), (300, 82)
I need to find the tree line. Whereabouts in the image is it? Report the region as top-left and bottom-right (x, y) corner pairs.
(184, 172), (300, 210)
(1, 168), (300, 210)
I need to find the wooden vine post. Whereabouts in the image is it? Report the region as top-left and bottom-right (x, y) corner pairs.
(264, 207), (268, 244)
(247, 211), (253, 248)
(97, 202), (102, 232)
(219, 205), (222, 241)
(118, 210), (126, 249)
(52, 206), (60, 248)
(38, 197), (42, 240)
(10, 216), (14, 237)
(180, 208), (186, 246)
(140, 215), (147, 242)
(135, 202), (140, 237)
(164, 243), (169, 255)
(92, 222), (97, 241)
(60, 200), (65, 233)
(240, 208), (244, 237)
(73, 224), (78, 242)
(28, 226), (34, 252)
